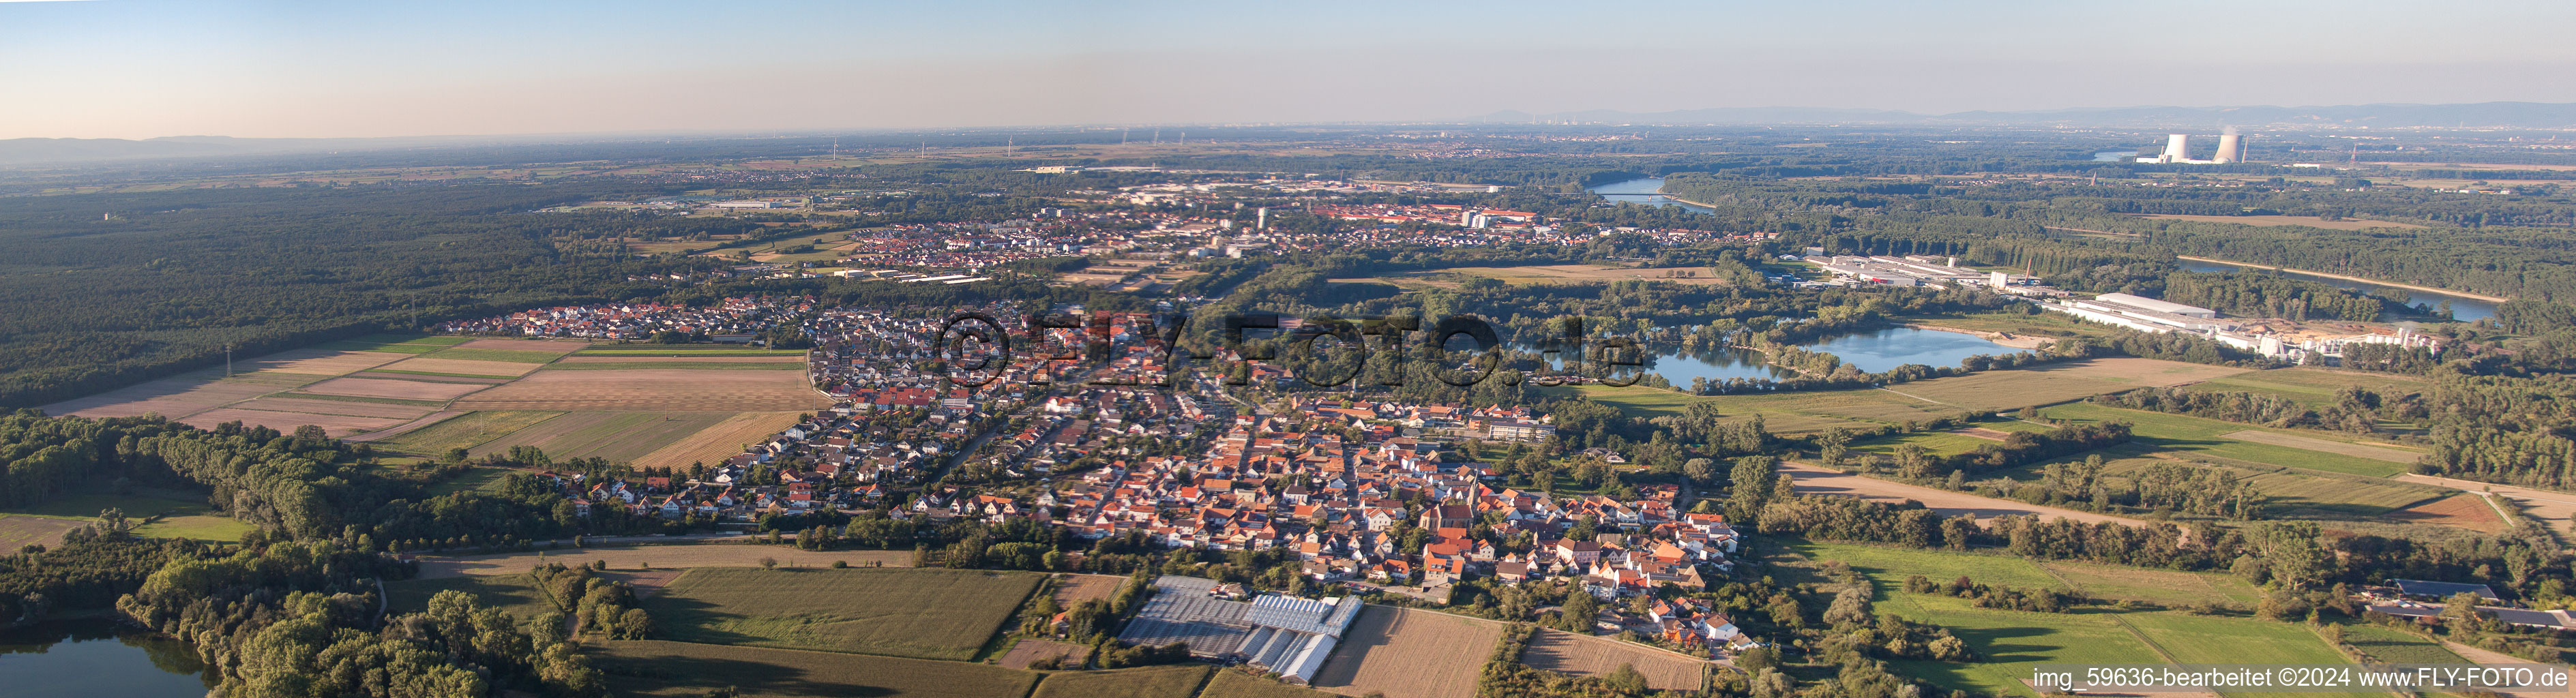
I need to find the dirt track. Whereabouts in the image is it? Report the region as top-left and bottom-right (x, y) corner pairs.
(1780, 461), (2142, 527)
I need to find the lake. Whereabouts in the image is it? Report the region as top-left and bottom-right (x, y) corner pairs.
(0, 621), (214, 698)
(2178, 261), (2497, 322)
(2092, 150), (2139, 162)
(1588, 177), (1715, 213)
(1572, 326), (2022, 385)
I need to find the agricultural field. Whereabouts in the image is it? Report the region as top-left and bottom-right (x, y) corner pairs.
(644, 567), (1040, 661)
(0, 515), (81, 550)
(467, 411), (735, 463)
(421, 347), (573, 363)
(450, 368), (828, 411)
(1555, 358), (2245, 434)
(1031, 665), (1214, 698)
(2339, 623), (2467, 665)
(1199, 669), (1345, 698)
(1518, 628), (1707, 692)
(2034, 560), (2261, 607)
(2395, 474), (2576, 542)
(589, 639), (1043, 698)
(999, 638), (1091, 669)
(1309, 606), (1503, 698)
(381, 573), (563, 623)
(2122, 613), (2382, 698)
(419, 542), (911, 578)
(2182, 367), (2428, 407)
(1051, 573), (1126, 607)
(1781, 463), (2139, 526)
(630, 411), (809, 470)
(0, 491), (250, 541)
(297, 376), (491, 401)
(228, 396), (440, 420)
(2040, 403), (2421, 476)
(454, 338), (591, 353)
(372, 410), (567, 456)
(542, 360), (804, 371)
(1848, 419), (2053, 459)
(370, 356), (545, 378)
(557, 354), (806, 364)
(574, 346), (807, 357)
(1992, 444), (2449, 518)
(1783, 539), (2067, 592)
(2387, 495), (2511, 533)
(175, 406), (410, 437)
(316, 333), (474, 354)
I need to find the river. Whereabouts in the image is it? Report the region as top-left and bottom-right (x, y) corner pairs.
(2178, 260), (2498, 322)
(1588, 177), (1715, 213)
(0, 620), (214, 698)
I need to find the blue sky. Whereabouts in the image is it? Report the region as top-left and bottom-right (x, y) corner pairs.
(4, 0), (2573, 138)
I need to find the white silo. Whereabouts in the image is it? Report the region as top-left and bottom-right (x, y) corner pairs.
(2163, 134), (2191, 164)
(2214, 129), (2243, 164)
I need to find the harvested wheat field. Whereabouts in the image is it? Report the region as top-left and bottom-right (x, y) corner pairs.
(1520, 628), (1708, 692)
(41, 372), (304, 419)
(418, 542), (912, 579)
(2397, 474), (2576, 541)
(451, 369), (827, 411)
(1310, 606), (1502, 698)
(374, 356), (545, 378)
(228, 397), (437, 420)
(558, 354), (805, 364)
(178, 408), (408, 437)
(2388, 494), (2511, 533)
(2221, 430), (2422, 464)
(628, 411), (807, 469)
(469, 411), (733, 463)
(299, 376), (491, 401)
(235, 348), (415, 376)
(0, 515), (83, 551)
(1052, 574), (1126, 606)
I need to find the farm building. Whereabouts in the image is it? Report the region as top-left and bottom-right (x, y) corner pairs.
(2391, 579), (2500, 601)
(1117, 575), (1365, 684)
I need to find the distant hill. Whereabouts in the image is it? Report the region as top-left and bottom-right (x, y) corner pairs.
(1471, 102), (2576, 129)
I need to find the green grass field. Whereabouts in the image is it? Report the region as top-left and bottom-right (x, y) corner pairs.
(2184, 367), (2428, 406)
(2040, 403), (2415, 477)
(374, 410), (567, 457)
(381, 573), (563, 624)
(2122, 613), (2382, 698)
(2338, 623), (2467, 665)
(2035, 560), (2261, 606)
(1849, 419), (2054, 459)
(1990, 443), (2449, 517)
(590, 639), (1043, 698)
(319, 334), (474, 354)
(1777, 538), (2358, 698)
(1031, 665), (1214, 698)
(425, 466), (518, 496)
(540, 361), (804, 371)
(423, 347), (570, 363)
(646, 568), (1041, 661)
(1, 491), (252, 541)
(1195, 669), (1342, 698)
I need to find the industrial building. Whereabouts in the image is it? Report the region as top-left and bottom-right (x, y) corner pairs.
(2045, 293), (2229, 333)
(1116, 575), (1365, 684)
(1813, 255), (2038, 289)
(2136, 130), (2250, 164)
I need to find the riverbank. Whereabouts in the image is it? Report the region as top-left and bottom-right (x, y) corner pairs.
(2175, 256), (2509, 303)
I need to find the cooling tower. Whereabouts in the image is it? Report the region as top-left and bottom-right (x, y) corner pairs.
(2214, 130), (2242, 164)
(2164, 134), (2190, 164)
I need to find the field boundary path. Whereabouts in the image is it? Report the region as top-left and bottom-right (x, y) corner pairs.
(1780, 461), (2142, 527)
(2442, 641), (2573, 698)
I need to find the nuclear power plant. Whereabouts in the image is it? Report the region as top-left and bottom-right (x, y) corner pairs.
(2136, 129), (2249, 164)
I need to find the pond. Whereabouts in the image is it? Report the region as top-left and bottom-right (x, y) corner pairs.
(0, 620), (215, 698)
(1551, 326), (2023, 385)
(2178, 261), (2498, 322)
(1586, 177), (1715, 213)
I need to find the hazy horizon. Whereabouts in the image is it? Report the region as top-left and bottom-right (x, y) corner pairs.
(8, 0), (2575, 140)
